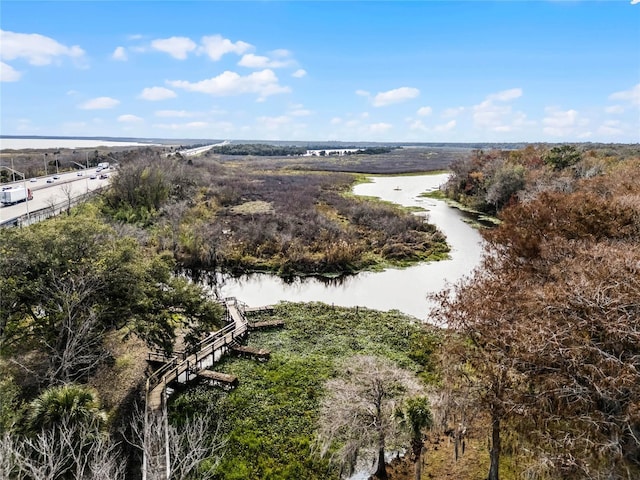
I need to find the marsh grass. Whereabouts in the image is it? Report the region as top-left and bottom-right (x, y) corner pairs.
(169, 302), (441, 480)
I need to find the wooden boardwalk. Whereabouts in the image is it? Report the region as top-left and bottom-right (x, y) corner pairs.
(143, 298), (249, 480)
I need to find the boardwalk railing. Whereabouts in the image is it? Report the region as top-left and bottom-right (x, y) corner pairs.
(143, 298), (249, 480)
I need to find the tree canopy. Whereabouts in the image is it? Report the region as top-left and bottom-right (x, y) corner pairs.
(0, 210), (224, 384)
(433, 159), (640, 479)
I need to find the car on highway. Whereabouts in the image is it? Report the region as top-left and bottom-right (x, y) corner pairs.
(90, 174), (97, 179)
(99, 173), (109, 179)
(30, 178), (37, 182)
(46, 178), (55, 183)
(77, 171), (84, 176)
(53, 175), (60, 180)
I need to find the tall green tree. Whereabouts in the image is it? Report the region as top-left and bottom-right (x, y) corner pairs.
(399, 396), (433, 480)
(0, 211), (224, 383)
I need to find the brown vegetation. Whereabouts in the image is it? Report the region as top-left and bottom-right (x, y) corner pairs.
(433, 158), (640, 479)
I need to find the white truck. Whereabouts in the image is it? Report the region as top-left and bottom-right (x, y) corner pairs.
(0, 186), (33, 205)
(97, 162), (110, 170)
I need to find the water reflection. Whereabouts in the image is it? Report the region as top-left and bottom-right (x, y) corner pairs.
(218, 173), (484, 320)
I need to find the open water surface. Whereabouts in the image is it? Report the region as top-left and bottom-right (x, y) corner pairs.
(219, 173), (484, 321)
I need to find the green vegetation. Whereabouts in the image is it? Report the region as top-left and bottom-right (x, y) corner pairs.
(0, 209), (225, 367)
(2, 143), (638, 479)
(169, 302), (441, 480)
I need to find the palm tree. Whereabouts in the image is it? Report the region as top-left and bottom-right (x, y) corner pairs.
(28, 384), (106, 433)
(401, 396), (433, 480)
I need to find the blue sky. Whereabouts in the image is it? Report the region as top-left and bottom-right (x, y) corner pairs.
(1, 1), (639, 143)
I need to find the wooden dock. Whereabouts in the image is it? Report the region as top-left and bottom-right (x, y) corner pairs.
(245, 305), (275, 314)
(231, 344), (271, 361)
(249, 319), (285, 330)
(197, 369), (239, 390)
(143, 298), (250, 480)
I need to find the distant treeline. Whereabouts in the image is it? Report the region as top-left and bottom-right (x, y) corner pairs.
(209, 143), (399, 156)
(211, 144), (308, 156)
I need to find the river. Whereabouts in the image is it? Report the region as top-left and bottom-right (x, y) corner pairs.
(219, 173), (484, 321)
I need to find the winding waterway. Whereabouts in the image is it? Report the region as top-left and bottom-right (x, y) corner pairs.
(220, 173), (484, 321)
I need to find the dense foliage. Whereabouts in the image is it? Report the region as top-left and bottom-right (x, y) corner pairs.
(443, 144), (640, 215)
(433, 158), (640, 479)
(210, 144), (308, 156)
(0, 208), (225, 387)
(98, 150), (450, 276)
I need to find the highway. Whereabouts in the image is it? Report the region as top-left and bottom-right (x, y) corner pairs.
(0, 167), (111, 226)
(176, 140), (230, 157)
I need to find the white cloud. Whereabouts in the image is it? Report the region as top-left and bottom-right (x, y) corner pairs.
(609, 83), (640, 106)
(368, 122), (393, 134)
(598, 119), (624, 136)
(79, 96), (120, 110)
(473, 88), (525, 131)
(487, 88), (522, 102)
(155, 110), (200, 118)
(238, 53), (292, 69)
(632, 0), (639, 5)
(168, 69), (290, 99)
(409, 120), (428, 132)
(292, 69), (307, 78)
(442, 107), (464, 118)
(474, 101), (512, 128)
(356, 89), (370, 97)
(605, 105), (625, 114)
(434, 120), (457, 133)
(199, 35), (252, 61)
(0, 61), (21, 82)
(151, 36), (197, 60)
(112, 46), (127, 61)
(330, 117), (342, 125)
(417, 106), (432, 116)
(0, 29), (85, 66)
(542, 107), (588, 137)
(271, 49), (291, 58)
(372, 87), (420, 107)
(118, 114), (143, 122)
(238, 54), (270, 68)
(290, 108), (312, 117)
(138, 86), (177, 101)
(409, 118), (457, 134)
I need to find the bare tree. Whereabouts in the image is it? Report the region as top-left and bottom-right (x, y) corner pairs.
(127, 403), (226, 480)
(316, 355), (423, 480)
(38, 271), (109, 384)
(4, 418), (125, 480)
(0, 432), (20, 480)
(60, 182), (74, 215)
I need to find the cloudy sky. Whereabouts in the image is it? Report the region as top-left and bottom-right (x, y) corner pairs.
(1, 1), (639, 143)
